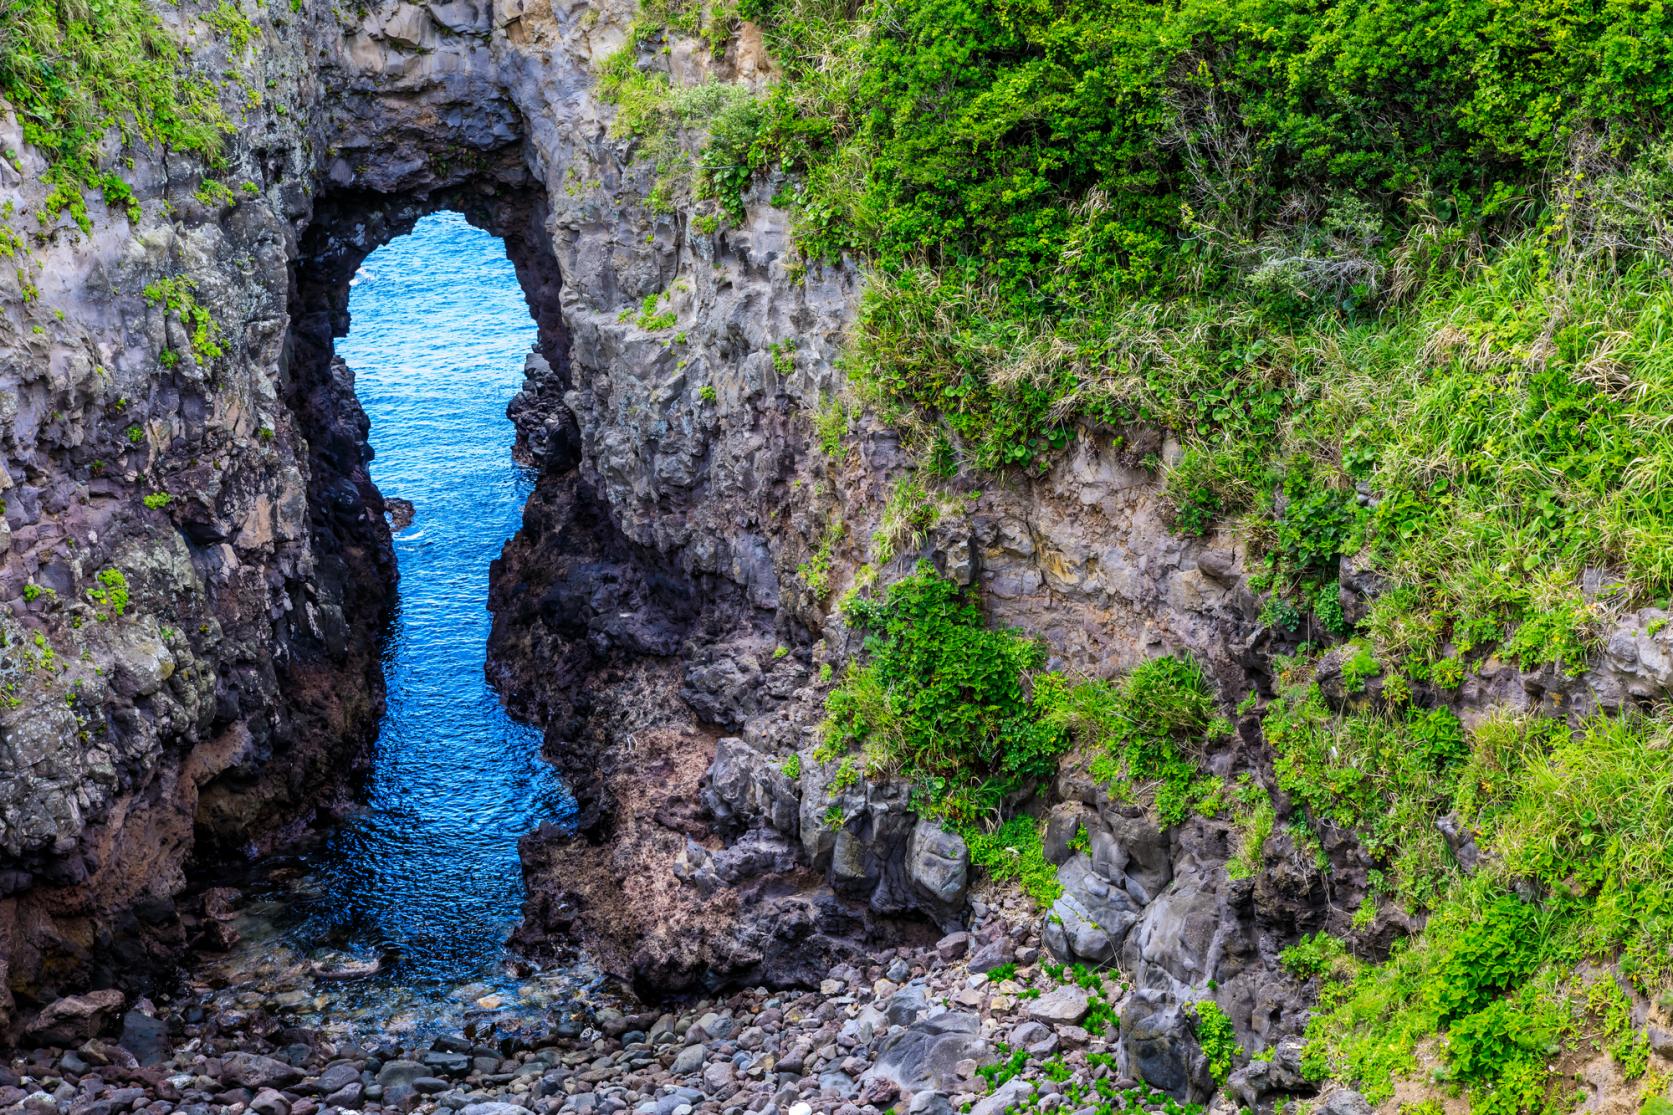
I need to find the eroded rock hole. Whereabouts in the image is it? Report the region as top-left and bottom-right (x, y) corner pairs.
(188, 202), (597, 1033)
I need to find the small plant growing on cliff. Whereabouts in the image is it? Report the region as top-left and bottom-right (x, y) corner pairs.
(142, 276), (225, 364)
(204, 1), (257, 50)
(143, 492), (172, 510)
(822, 803), (845, 830)
(780, 753), (800, 780)
(873, 478), (940, 565)
(1225, 777), (1276, 881)
(1340, 643), (1380, 692)
(87, 568), (130, 618)
(797, 517), (843, 600)
(631, 292), (677, 330)
(1258, 594), (1301, 633)
(698, 384), (717, 403)
(126, 424), (144, 444)
(1067, 823), (1091, 857)
(194, 178), (239, 209)
(1430, 654), (1465, 689)
(830, 755), (860, 793)
(1191, 1001), (1239, 1085)
(768, 338), (797, 376)
(813, 393), (850, 459)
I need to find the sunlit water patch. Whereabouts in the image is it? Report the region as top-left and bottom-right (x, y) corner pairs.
(192, 211), (587, 1036)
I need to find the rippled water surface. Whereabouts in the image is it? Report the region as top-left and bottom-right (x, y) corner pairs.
(200, 212), (581, 1027)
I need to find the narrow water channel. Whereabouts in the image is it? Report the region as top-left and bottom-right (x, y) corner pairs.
(195, 212), (587, 1036)
(316, 210), (577, 982)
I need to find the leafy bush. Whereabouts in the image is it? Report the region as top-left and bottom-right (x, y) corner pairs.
(823, 562), (1068, 822)
(1191, 1000), (1240, 1085)
(1040, 654), (1229, 827)
(86, 567), (129, 618)
(964, 816), (1062, 907)
(1431, 898), (1542, 1024)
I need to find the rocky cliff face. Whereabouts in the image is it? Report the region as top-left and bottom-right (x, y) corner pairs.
(0, 0), (1375, 1092)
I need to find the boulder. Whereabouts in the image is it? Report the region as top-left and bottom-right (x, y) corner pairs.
(971, 1077), (1032, 1115)
(1091, 816), (1172, 904)
(1318, 1090), (1373, 1115)
(862, 1012), (988, 1099)
(703, 737), (800, 838)
(1227, 1038), (1308, 1107)
(1119, 992), (1211, 1102)
(1026, 986), (1090, 1026)
(906, 820), (969, 911)
(221, 1052), (304, 1090)
(117, 1009), (169, 1066)
(24, 990), (124, 1045)
(1043, 857), (1142, 964)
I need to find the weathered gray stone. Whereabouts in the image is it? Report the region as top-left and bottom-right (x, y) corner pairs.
(906, 821), (969, 909)
(1043, 857), (1142, 965)
(1026, 986), (1091, 1026)
(863, 1012), (987, 1099)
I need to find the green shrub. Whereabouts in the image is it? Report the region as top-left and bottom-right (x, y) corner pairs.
(964, 816), (1061, 907)
(86, 567), (129, 618)
(143, 277), (224, 364)
(823, 562), (1067, 823)
(1041, 654), (1229, 827)
(1301, 713), (1673, 1110)
(1191, 1000), (1240, 1085)
(1432, 898), (1542, 1024)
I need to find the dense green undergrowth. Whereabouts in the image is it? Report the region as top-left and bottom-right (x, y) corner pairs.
(1284, 680), (1673, 1113)
(607, 0), (1673, 683)
(818, 563), (1230, 905)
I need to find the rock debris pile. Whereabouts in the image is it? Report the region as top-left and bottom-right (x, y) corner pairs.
(0, 890), (1364, 1115)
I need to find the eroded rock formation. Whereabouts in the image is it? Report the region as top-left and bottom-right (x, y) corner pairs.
(1, 0), (1412, 1092)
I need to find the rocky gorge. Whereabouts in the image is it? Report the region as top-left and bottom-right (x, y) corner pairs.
(9, 0), (1673, 1111)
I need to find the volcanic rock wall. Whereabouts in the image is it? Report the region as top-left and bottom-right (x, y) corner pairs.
(2, 0), (1329, 1090)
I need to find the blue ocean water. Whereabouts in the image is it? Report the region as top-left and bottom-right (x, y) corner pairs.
(292, 210), (575, 990)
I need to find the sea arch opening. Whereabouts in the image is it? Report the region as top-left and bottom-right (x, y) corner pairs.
(312, 209), (576, 986)
(189, 185), (597, 1032)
